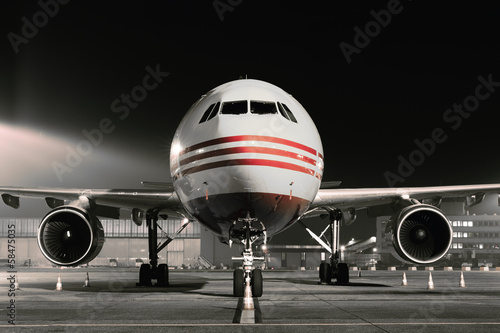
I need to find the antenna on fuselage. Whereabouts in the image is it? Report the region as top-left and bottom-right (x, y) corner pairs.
(238, 74), (248, 79)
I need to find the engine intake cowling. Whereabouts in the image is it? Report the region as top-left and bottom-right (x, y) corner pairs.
(37, 206), (105, 266)
(391, 204), (452, 265)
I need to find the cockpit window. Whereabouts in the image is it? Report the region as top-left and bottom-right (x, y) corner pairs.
(220, 100), (248, 115)
(277, 103), (290, 120)
(199, 103), (215, 123)
(207, 102), (220, 121)
(279, 103), (297, 123)
(250, 101), (277, 114)
(199, 102), (220, 123)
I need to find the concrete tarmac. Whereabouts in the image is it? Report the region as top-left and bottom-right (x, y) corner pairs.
(1, 267), (500, 332)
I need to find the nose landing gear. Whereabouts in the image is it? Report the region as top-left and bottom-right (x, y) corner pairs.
(231, 213), (266, 297)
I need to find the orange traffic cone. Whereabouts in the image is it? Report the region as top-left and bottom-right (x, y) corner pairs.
(459, 271), (465, 288)
(83, 272), (91, 287)
(401, 272), (408, 286)
(427, 272), (434, 290)
(55, 274), (63, 291)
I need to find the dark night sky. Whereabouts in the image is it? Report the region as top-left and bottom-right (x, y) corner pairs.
(1, 1), (500, 240)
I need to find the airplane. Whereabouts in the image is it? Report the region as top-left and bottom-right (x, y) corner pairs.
(2, 78), (500, 297)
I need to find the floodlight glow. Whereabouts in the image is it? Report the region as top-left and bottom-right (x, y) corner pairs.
(0, 122), (70, 183)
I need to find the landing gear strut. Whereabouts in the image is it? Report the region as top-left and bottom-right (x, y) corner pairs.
(319, 208), (349, 285)
(137, 209), (190, 287)
(231, 213), (266, 297)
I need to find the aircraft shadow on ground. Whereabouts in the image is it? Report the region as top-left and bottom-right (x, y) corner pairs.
(26, 276), (241, 297)
(28, 280), (209, 294)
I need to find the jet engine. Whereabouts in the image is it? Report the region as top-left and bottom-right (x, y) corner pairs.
(390, 204), (452, 265)
(37, 205), (105, 266)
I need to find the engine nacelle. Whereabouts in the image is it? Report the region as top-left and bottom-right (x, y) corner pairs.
(390, 204), (452, 265)
(37, 205), (105, 266)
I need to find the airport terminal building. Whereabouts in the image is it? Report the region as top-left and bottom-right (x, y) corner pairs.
(0, 218), (202, 268)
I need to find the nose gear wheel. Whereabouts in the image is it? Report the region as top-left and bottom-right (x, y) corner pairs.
(231, 212), (266, 297)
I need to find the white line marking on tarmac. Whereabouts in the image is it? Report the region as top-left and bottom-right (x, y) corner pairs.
(240, 310), (255, 323)
(2, 322), (500, 327)
(233, 297), (257, 323)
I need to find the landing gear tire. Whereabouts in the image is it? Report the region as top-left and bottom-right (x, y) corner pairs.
(251, 269), (263, 297)
(319, 262), (332, 284)
(139, 264), (152, 286)
(230, 213), (267, 297)
(233, 268), (244, 297)
(157, 263), (169, 286)
(336, 263), (349, 284)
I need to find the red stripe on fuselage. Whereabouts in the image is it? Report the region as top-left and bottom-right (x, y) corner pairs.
(181, 158), (316, 177)
(179, 146), (317, 167)
(179, 135), (317, 156)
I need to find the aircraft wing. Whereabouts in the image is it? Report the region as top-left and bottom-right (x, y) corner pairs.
(0, 186), (186, 219)
(305, 183), (500, 265)
(308, 183), (500, 219)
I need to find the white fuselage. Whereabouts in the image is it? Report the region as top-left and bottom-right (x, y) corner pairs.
(170, 79), (323, 241)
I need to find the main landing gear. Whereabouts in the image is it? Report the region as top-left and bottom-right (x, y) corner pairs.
(318, 208), (349, 285)
(231, 213), (266, 297)
(137, 209), (190, 287)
